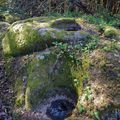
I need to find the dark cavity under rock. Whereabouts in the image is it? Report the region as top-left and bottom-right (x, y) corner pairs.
(46, 99), (75, 120)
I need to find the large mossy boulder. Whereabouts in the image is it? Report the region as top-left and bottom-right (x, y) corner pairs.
(2, 17), (90, 56)
(13, 49), (89, 111)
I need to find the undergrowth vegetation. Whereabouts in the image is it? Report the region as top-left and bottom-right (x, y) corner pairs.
(45, 11), (120, 27)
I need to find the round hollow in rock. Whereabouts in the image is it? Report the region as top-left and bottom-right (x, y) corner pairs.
(46, 99), (75, 120)
(51, 19), (81, 31)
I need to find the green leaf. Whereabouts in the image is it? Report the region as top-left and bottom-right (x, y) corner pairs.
(94, 111), (100, 120)
(79, 105), (85, 113)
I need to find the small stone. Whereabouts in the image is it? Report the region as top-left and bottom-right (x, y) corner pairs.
(37, 55), (45, 60)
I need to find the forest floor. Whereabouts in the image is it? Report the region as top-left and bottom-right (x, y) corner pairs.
(0, 48), (13, 119)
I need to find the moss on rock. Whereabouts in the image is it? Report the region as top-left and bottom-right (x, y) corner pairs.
(2, 17), (90, 57)
(2, 24), (46, 56)
(13, 48), (89, 111)
(104, 26), (120, 39)
(24, 51), (77, 110)
(0, 12), (20, 23)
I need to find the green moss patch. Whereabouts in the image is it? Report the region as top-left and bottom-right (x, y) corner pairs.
(0, 12), (20, 23)
(99, 25), (120, 39)
(2, 24), (46, 56)
(104, 26), (120, 38)
(24, 52), (74, 110)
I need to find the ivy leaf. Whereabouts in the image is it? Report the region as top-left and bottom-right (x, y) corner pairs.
(94, 111), (100, 120)
(79, 105), (85, 113)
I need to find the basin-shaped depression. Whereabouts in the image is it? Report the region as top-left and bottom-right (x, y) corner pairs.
(46, 99), (75, 120)
(51, 19), (81, 31)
